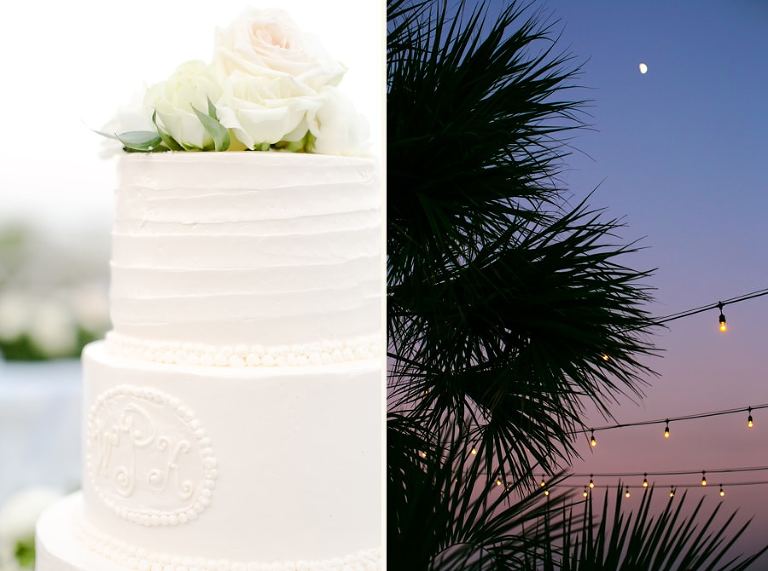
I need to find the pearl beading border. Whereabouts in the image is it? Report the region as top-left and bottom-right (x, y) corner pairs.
(86, 385), (217, 527)
(76, 517), (382, 571)
(105, 332), (381, 368)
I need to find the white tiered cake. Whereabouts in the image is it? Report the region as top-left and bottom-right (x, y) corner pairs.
(36, 152), (383, 570)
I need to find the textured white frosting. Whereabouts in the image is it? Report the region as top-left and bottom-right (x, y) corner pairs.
(78, 342), (381, 563)
(111, 152), (381, 348)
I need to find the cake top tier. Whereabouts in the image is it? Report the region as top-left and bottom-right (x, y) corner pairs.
(108, 152), (382, 366)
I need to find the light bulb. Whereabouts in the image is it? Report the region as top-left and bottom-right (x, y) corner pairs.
(543, 489), (550, 496)
(418, 450), (427, 459)
(589, 475), (595, 489)
(540, 479), (546, 488)
(470, 447), (477, 456)
(718, 303), (727, 332)
(602, 353), (610, 361)
(664, 421), (670, 439)
(701, 472), (707, 487)
(748, 408), (754, 428)
(590, 431), (597, 448)
(669, 487), (675, 498)
(625, 488), (631, 498)
(719, 485), (725, 497)
(496, 478), (502, 487)
(583, 488), (589, 498)
(642, 474), (649, 488)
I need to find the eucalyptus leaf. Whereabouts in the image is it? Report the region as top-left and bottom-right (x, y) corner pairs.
(152, 111), (182, 151)
(116, 130), (163, 152)
(192, 105), (230, 152)
(94, 130), (119, 140)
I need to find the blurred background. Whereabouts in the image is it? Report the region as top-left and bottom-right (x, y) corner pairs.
(0, 1), (384, 567)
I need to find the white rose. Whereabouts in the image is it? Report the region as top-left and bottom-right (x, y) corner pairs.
(312, 87), (370, 156)
(0, 487), (63, 570)
(0, 292), (31, 342)
(214, 9), (345, 91)
(146, 61), (222, 150)
(98, 90), (155, 158)
(216, 71), (322, 149)
(27, 300), (77, 357)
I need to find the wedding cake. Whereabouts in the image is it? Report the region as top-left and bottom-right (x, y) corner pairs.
(35, 10), (382, 571)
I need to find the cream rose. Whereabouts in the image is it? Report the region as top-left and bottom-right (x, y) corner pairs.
(216, 71), (322, 149)
(146, 61), (222, 150)
(214, 9), (345, 91)
(312, 87), (369, 156)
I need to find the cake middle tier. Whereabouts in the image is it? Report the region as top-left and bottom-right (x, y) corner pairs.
(110, 152), (381, 348)
(82, 341), (381, 563)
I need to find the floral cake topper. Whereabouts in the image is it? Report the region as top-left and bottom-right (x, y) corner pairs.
(101, 10), (368, 155)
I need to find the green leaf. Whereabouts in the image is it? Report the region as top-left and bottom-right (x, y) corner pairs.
(14, 535), (35, 568)
(192, 103), (230, 152)
(115, 130), (163, 152)
(274, 131), (316, 153)
(152, 111), (182, 151)
(303, 131), (317, 153)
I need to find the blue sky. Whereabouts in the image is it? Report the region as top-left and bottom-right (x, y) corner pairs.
(455, 0), (768, 553)
(543, 0), (768, 552)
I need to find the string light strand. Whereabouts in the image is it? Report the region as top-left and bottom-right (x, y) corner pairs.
(570, 402), (768, 436)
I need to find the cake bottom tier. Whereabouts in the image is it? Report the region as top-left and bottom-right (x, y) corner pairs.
(37, 493), (381, 571)
(71, 342), (381, 566)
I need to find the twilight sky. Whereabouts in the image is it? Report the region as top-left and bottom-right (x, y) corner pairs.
(535, 0), (768, 553)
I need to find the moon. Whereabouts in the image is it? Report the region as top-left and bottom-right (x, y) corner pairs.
(639, 63), (648, 74)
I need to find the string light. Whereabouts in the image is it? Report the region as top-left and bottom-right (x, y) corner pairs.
(589, 475), (595, 489)
(624, 487), (631, 498)
(649, 286), (768, 328)
(495, 477), (503, 487)
(540, 479), (546, 488)
(590, 430), (597, 448)
(582, 487), (589, 498)
(571, 402), (768, 438)
(528, 480), (768, 493)
(664, 420), (670, 439)
(543, 488), (550, 496)
(719, 484), (725, 497)
(748, 407), (754, 429)
(418, 450), (427, 459)
(570, 465), (768, 479)
(701, 471), (707, 487)
(718, 302), (728, 332)
(669, 486), (675, 498)
(601, 353), (610, 361)
(470, 447), (478, 456)
(642, 473), (649, 488)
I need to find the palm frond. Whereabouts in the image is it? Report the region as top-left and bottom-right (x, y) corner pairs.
(388, 417), (575, 570)
(526, 486), (768, 571)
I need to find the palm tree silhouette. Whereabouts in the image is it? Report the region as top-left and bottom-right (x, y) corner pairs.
(387, 1), (768, 568)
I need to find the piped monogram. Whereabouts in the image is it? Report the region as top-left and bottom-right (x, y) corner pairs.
(86, 385), (217, 526)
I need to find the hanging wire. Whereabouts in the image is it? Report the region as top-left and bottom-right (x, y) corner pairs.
(650, 287), (768, 326)
(569, 402), (768, 436)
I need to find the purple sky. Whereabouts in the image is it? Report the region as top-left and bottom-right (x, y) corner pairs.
(428, 0), (768, 553)
(540, 0), (768, 554)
